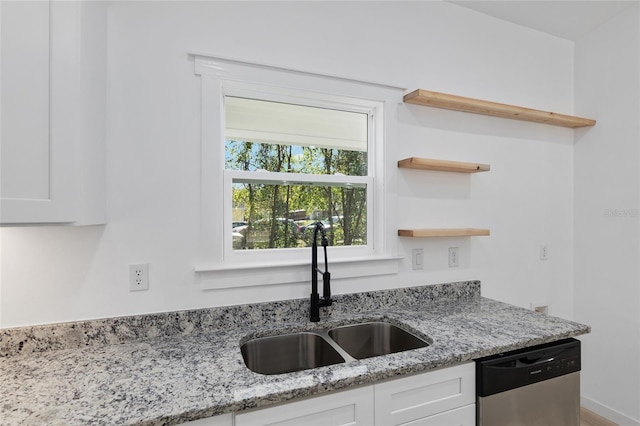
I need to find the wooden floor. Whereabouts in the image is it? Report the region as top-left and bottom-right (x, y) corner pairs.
(581, 407), (618, 426)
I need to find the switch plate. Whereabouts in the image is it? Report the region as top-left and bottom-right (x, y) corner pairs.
(448, 247), (459, 268)
(129, 263), (149, 291)
(412, 248), (424, 270)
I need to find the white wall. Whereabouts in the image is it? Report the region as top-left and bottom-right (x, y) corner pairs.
(574, 5), (640, 424)
(0, 1), (576, 327)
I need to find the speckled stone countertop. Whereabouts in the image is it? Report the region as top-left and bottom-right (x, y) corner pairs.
(0, 281), (589, 425)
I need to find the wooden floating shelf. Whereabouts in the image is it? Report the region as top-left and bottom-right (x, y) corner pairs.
(403, 89), (596, 129)
(398, 228), (490, 238)
(398, 157), (490, 173)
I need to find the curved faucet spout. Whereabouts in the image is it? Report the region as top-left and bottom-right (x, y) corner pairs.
(313, 222), (329, 247)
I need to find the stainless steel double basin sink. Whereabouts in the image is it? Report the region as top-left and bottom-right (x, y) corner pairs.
(241, 321), (431, 375)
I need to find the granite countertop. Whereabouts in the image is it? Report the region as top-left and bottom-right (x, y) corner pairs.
(0, 281), (590, 425)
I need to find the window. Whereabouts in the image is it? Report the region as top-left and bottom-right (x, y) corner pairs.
(193, 55), (402, 288)
(225, 96), (371, 252)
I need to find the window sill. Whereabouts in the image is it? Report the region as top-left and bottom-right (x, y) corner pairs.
(195, 256), (402, 290)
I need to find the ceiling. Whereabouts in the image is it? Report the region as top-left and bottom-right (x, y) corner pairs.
(448, 1), (638, 41)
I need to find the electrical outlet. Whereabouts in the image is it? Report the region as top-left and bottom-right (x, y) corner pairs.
(129, 264), (149, 291)
(540, 245), (548, 261)
(412, 248), (424, 270)
(531, 302), (549, 314)
(448, 247), (459, 268)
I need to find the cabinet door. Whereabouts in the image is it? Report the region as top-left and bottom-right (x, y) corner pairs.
(374, 363), (475, 426)
(235, 386), (374, 426)
(391, 404), (475, 426)
(1, 0), (77, 223)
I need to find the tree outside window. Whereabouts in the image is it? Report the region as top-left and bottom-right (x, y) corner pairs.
(224, 96), (370, 251)
(227, 141), (368, 250)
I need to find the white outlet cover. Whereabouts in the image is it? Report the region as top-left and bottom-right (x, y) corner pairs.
(540, 245), (548, 261)
(448, 247), (459, 268)
(129, 263), (149, 291)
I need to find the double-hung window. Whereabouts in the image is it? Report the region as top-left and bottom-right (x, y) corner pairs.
(194, 55), (401, 288)
(225, 90), (372, 254)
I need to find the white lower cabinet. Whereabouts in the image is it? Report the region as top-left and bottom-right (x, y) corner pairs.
(374, 362), (475, 426)
(235, 386), (374, 426)
(395, 405), (475, 426)
(178, 363), (475, 426)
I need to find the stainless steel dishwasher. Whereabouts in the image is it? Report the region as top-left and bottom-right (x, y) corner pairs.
(476, 338), (581, 426)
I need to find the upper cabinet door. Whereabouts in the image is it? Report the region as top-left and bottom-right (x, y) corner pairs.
(1, 1), (77, 224)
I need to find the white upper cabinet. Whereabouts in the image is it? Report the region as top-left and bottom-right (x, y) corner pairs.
(0, 1), (105, 225)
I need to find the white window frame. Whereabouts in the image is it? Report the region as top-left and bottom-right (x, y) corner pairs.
(192, 54), (403, 289)
(222, 82), (377, 264)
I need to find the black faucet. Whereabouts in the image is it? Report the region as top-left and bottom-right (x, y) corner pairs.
(310, 222), (332, 322)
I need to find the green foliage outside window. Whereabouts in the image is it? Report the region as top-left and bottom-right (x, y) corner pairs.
(226, 140), (367, 250)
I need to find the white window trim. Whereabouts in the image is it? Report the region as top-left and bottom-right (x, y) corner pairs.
(191, 53), (404, 289)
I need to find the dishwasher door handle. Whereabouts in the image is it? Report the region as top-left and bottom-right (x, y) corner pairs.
(485, 345), (575, 369)
(517, 355), (555, 365)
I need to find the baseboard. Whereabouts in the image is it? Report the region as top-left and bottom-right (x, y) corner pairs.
(582, 407), (618, 426)
(581, 396), (640, 426)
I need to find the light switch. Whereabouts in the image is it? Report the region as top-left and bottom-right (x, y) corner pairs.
(412, 248), (424, 270)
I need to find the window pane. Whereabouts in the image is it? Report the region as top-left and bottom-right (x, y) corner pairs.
(225, 142), (367, 176)
(225, 96), (368, 176)
(225, 97), (367, 151)
(232, 181), (367, 250)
